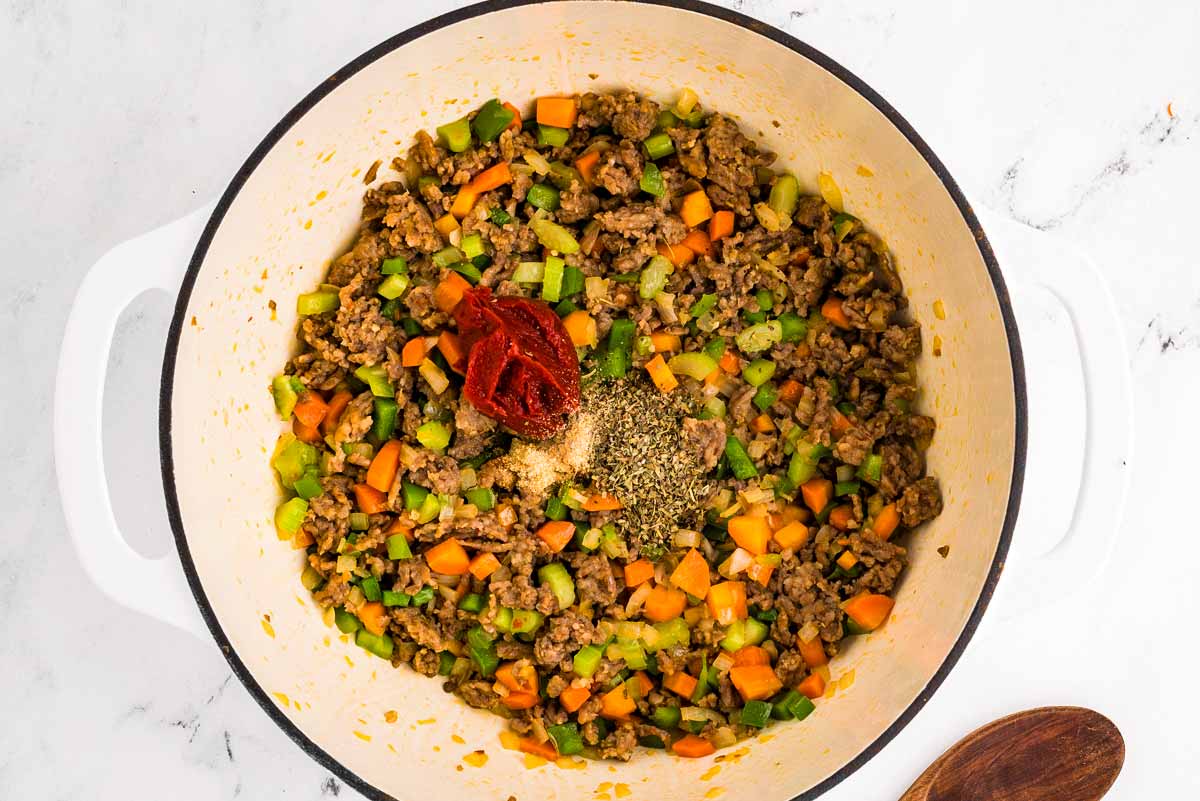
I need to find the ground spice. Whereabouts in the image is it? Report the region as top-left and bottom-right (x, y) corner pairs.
(583, 378), (713, 556)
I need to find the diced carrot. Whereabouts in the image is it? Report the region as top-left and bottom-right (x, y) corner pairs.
(517, 736), (559, 760)
(719, 350), (739, 374)
(706, 581), (748, 626)
(536, 96), (577, 128)
(387, 516), (415, 540)
(821, 296), (851, 329)
(657, 241), (695, 268)
(433, 271), (471, 313)
(562, 310), (598, 347)
(357, 601), (388, 636)
(558, 686), (591, 713)
(400, 337), (428, 368)
(728, 515), (772, 556)
(663, 671), (698, 699)
(828, 505), (854, 531)
(321, 390), (354, 436)
(746, 560), (774, 587)
(469, 162), (513, 193)
(649, 332), (682, 353)
(672, 734), (715, 758)
(795, 342), (812, 359)
(366, 439), (402, 492)
(600, 682), (636, 720)
(708, 209), (735, 242)
(800, 478), (833, 515)
(292, 529), (315, 549)
(502, 102), (523, 131)
(669, 548), (711, 600)
(773, 521), (811, 551)
(642, 584), (687, 622)
(842, 593), (895, 631)
(424, 537), (470, 575)
(681, 228), (713, 258)
(731, 645), (771, 666)
(750, 414), (775, 433)
(831, 410), (853, 439)
(293, 391), (329, 428)
(778, 379), (803, 405)
(501, 691), (540, 710)
(293, 416), (323, 444)
(836, 551), (859, 570)
(536, 520), (576, 553)
(680, 189), (714, 227)
(582, 493), (623, 512)
(449, 187), (478, 219)
(871, 503), (900, 540)
(645, 354), (679, 392)
(496, 662), (539, 693)
(437, 331), (467, 373)
(729, 664), (782, 702)
(468, 552), (501, 581)
(353, 483), (388, 514)
(574, 150), (601, 186)
(796, 672), (826, 700)
(634, 671), (655, 696)
(433, 213), (459, 237)
(798, 637), (828, 668)
(623, 558), (655, 588)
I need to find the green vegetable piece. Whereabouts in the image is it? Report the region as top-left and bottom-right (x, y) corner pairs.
(380, 298), (401, 321)
(790, 694), (816, 721)
(778, 311), (807, 343)
(401, 317), (422, 336)
(274, 498), (308, 535)
(513, 261), (545, 283)
(432, 246), (463, 269)
(650, 705), (682, 730)
(857, 453), (883, 483)
(643, 132), (675, 160)
(437, 650), (456, 675)
(401, 481), (430, 511)
(537, 124), (570, 147)
(703, 336), (727, 360)
(547, 161), (583, 190)
(832, 212), (859, 242)
(610, 271), (641, 283)
(700, 395), (727, 420)
(639, 255), (673, 300)
(753, 383), (778, 411)
(360, 575), (381, 602)
(271, 435), (318, 489)
(770, 689), (802, 720)
(755, 289), (774, 312)
(542, 255), (565, 302)
(740, 699), (773, 728)
(300, 565), (324, 592)
(385, 533), (412, 560)
(835, 480), (861, 496)
(526, 183), (561, 212)
(743, 617), (769, 646)
(510, 609), (545, 635)
(538, 562), (576, 609)
(349, 512), (369, 531)
(353, 364), (394, 398)
(768, 173), (800, 218)
(655, 109), (679, 132)
(381, 256), (408, 275)
(547, 723), (584, 756)
(601, 319), (635, 378)
(617, 639), (647, 670)
(682, 107), (705, 128)
(416, 420), (452, 452)
(472, 99), (515, 143)
(736, 320), (783, 354)
(296, 290), (340, 315)
(488, 207), (512, 226)
(464, 487), (495, 512)
(292, 467), (324, 500)
(272, 375), (302, 419)
(334, 607), (361, 634)
(560, 265), (585, 297)
(437, 118), (472, 152)
(667, 351), (718, 381)
(493, 607), (514, 634)
(648, 618), (690, 651)
(451, 261), (483, 284)
(724, 436), (758, 480)
(411, 586), (436, 606)
(413, 493), (441, 524)
(459, 233), (485, 260)
(573, 645), (604, 677)
(544, 495), (569, 521)
(640, 162), (665, 197)
(356, 629), (394, 659)
(371, 397), (399, 441)
(742, 358), (776, 387)
(459, 593), (486, 614)
(689, 293), (718, 319)
(382, 589), (410, 607)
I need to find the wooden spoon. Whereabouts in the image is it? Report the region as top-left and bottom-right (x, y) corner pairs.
(899, 707), (1124, 801)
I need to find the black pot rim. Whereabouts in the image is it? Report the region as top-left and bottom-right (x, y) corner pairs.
(159, 2), (1025, 798)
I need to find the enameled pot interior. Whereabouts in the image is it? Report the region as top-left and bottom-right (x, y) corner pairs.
(165, 3), (1019, 799)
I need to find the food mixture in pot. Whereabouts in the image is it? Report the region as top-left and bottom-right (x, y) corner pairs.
(269, 89), (943, 761)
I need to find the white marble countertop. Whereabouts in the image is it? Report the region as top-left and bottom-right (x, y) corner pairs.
(4, 0), (1198, 798)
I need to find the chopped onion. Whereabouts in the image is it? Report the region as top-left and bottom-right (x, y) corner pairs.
(336, 554), (358, 575)
(683, 605), (707, 626)
(596, 620), (616, 642)
(720, 501), (742, 519)
(700, 538), (717, 564)
(492, 681), (510, 697)
(606, 642), (623, 661)
(522, 150), (551, 175)
(448, 227), (462, 247)
(708, 488), (734, 512)
(581, 223), (603, 260)
(616, 621), (643, 641)
(399, 442), (422, 469)
(497, 504), (517, 527)
(713, 651), (735, 672)
(762, 640), (779, 660)
(585, 274), (610, 301)
(747, 438), (771, 460)
(531, 718), (550, 745)
(836, 465), (857, 483)
(626, 582), (653, 616)
(582, 527), (602, 550)
(722, 547), (754, 577)
(673, 529), (702, 549)
(798, 622), (820, 643)
(681, 706), (725, 725)
(740, 486), (770, 505)
(654, 291), (678, 323)
(640, 624), (660, 649)
(459, 467), (477, 490)
(432, 572), (461, 587)
(451, 657), (473, 679)
(711, 727), (737, 749)
(419, 358), (450, 395)
(438, 495), (457, 522)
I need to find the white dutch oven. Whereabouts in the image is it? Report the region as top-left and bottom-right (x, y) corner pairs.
(55, 2), (1134, 798)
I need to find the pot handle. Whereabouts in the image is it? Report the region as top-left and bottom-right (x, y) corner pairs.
(974, 206), (1134, 620)
(54, 203), (216, 640)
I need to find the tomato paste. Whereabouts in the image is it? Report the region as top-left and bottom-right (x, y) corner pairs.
(451, 287), (581, 439)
